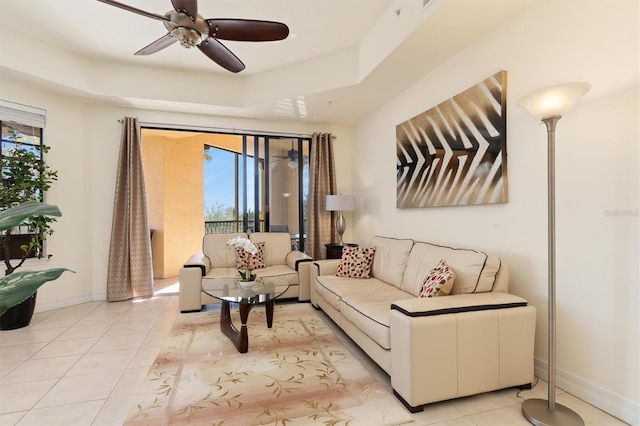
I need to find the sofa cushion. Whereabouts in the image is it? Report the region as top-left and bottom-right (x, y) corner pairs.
(402, 242), (501, 296)
(338, 283), (414, 350)
(370, 236), (414, 288)
(254, 265), (299, 286)
(315, 275), (379, 312)
(249, 232), (291, 266)
(203, 267), (238, 280)
(419, 259), (455, 298)
(234, 241), (265, 270)
(314, 274), (413, 350)
(336, 246), (376, 279)
(203, 265), (298, 286)
(204, 233), (248, 268)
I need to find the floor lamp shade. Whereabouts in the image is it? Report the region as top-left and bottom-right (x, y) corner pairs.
(519, 82), (590, 426)
(326, 195), (355, 246)
(519, 82), (591, 120)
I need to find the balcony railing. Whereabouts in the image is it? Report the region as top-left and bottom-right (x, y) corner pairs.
(204, 220), (265, 234)
(204, 219), (307, 251)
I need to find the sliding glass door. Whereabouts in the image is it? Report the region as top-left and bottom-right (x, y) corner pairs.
(203, 133), (310, 251)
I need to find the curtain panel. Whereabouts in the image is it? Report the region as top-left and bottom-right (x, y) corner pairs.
(306, 132), (337, 259)
(106, 117), (154, 301)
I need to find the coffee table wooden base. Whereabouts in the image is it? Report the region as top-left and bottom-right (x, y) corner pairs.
(220, 299), (275, 353)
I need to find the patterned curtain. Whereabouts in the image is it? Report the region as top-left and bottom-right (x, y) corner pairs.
(106, 117), (154, 301)
(306, 132), (337, 259)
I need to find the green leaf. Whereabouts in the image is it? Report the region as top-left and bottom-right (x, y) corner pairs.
(0, 201), (61, 232)
(0, 268), (73, 316)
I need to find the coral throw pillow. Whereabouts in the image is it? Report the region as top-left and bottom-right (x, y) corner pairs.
(335, 246), (376, 279)
(419, 259), (456, 298)
(235, 241), (265, 270)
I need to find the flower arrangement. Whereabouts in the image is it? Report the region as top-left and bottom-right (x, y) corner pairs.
(226, 236), (258, 282)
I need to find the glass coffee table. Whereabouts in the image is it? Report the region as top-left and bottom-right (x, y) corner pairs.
(202, 277), (290, 353)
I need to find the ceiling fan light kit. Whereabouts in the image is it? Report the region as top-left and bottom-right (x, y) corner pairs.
(97, 0), (289, 73)
(163, 10), (209, 48)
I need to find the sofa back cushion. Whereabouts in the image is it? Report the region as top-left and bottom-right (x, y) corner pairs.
(401, 242), (502, 296)
(204, 233), (248, 268)
(370, 236), (414, 288)
(249, 232), (291, 266)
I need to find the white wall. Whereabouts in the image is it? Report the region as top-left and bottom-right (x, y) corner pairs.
(1, 80), (354, 307)
(352, 0), (639, 423)
(1, 82), (95, 309)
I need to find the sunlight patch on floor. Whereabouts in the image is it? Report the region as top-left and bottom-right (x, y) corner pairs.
(154, 281), (179, 295)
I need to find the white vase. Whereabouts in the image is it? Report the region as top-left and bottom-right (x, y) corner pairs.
(239, 280), (256, 289)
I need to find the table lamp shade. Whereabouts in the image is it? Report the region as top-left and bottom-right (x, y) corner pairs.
(326, 195), (355, 211)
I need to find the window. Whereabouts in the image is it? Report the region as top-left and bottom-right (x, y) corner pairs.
(204, 133), (310, 251)
(0, 100), (54, 261)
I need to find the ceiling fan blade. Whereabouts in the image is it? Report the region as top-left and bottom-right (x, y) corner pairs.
(96, 0), (168, 21)
(134, 34), (177, 56)
(206, 19), (289, 42)
(197, 37), (245, 73)
(171, 0), (198, 21)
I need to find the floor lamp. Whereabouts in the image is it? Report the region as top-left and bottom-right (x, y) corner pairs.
(325, 195), (355, 246)
(519, 82), (590, 426)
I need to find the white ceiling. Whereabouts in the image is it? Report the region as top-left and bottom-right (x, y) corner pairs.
(0, 0), (393, 76)
(0, 0), (535, 124)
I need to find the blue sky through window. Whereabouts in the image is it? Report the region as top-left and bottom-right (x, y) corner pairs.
(204, 147), (256, 217)
(204, 141), (309, 223)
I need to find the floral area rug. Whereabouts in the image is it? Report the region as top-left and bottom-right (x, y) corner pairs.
(125, 302), (413, 425)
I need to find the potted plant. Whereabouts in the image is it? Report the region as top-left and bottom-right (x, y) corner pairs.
(0, 136), (58, 270)
(1, 133), (60, 329)
(226, 236), (258, 288)
(0, 201), (71, 326)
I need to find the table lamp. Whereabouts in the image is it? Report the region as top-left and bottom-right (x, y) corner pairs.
(325, 195), (355, 246)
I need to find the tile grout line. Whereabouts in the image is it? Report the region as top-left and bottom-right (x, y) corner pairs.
(24, 301), (119, 421)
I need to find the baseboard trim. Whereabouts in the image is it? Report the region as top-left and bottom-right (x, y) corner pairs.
(34, 292), (101, 313)
(534, 359), (638, 425)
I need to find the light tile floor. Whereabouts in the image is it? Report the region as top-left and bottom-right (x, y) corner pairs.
(0, 280), (629, 426)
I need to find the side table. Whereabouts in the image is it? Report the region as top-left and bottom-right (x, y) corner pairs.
(325, 243), (358, 259)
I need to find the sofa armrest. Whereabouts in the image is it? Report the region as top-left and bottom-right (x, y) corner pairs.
(183, 253), (211, 276)
(309, 259), (342, 306)
(297, 260), (314, 301)
(179, 266), (204, 312)
(283, 251), (313, 301)
(285, 250), (312, 271)
(313, 259), (342, 275)
(390, 292), (536, 410)
(391, 292), (528, 317)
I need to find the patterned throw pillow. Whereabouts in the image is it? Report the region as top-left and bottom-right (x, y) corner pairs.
(335, 246), (376, 279)
(235, 241), (265, 270)
(419, 259), (455, 298)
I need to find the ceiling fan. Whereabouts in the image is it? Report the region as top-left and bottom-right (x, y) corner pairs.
(271, 141), (308, 169)
(96, 0), (289, 73)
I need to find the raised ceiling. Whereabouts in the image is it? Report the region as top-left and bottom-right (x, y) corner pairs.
(0, 0), (535, 124)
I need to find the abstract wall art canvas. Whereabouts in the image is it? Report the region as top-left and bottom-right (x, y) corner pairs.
(396, 70), (508, 208)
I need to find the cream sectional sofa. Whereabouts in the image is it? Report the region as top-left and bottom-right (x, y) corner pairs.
(310, 236), (536, 412)
(179, 232), (313, 312)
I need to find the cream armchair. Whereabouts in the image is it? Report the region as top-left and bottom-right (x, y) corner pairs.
(179, 232), (312, 312)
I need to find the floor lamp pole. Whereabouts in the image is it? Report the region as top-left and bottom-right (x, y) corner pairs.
(545, 115), (559, 412)
(521, 115), (584, 426)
